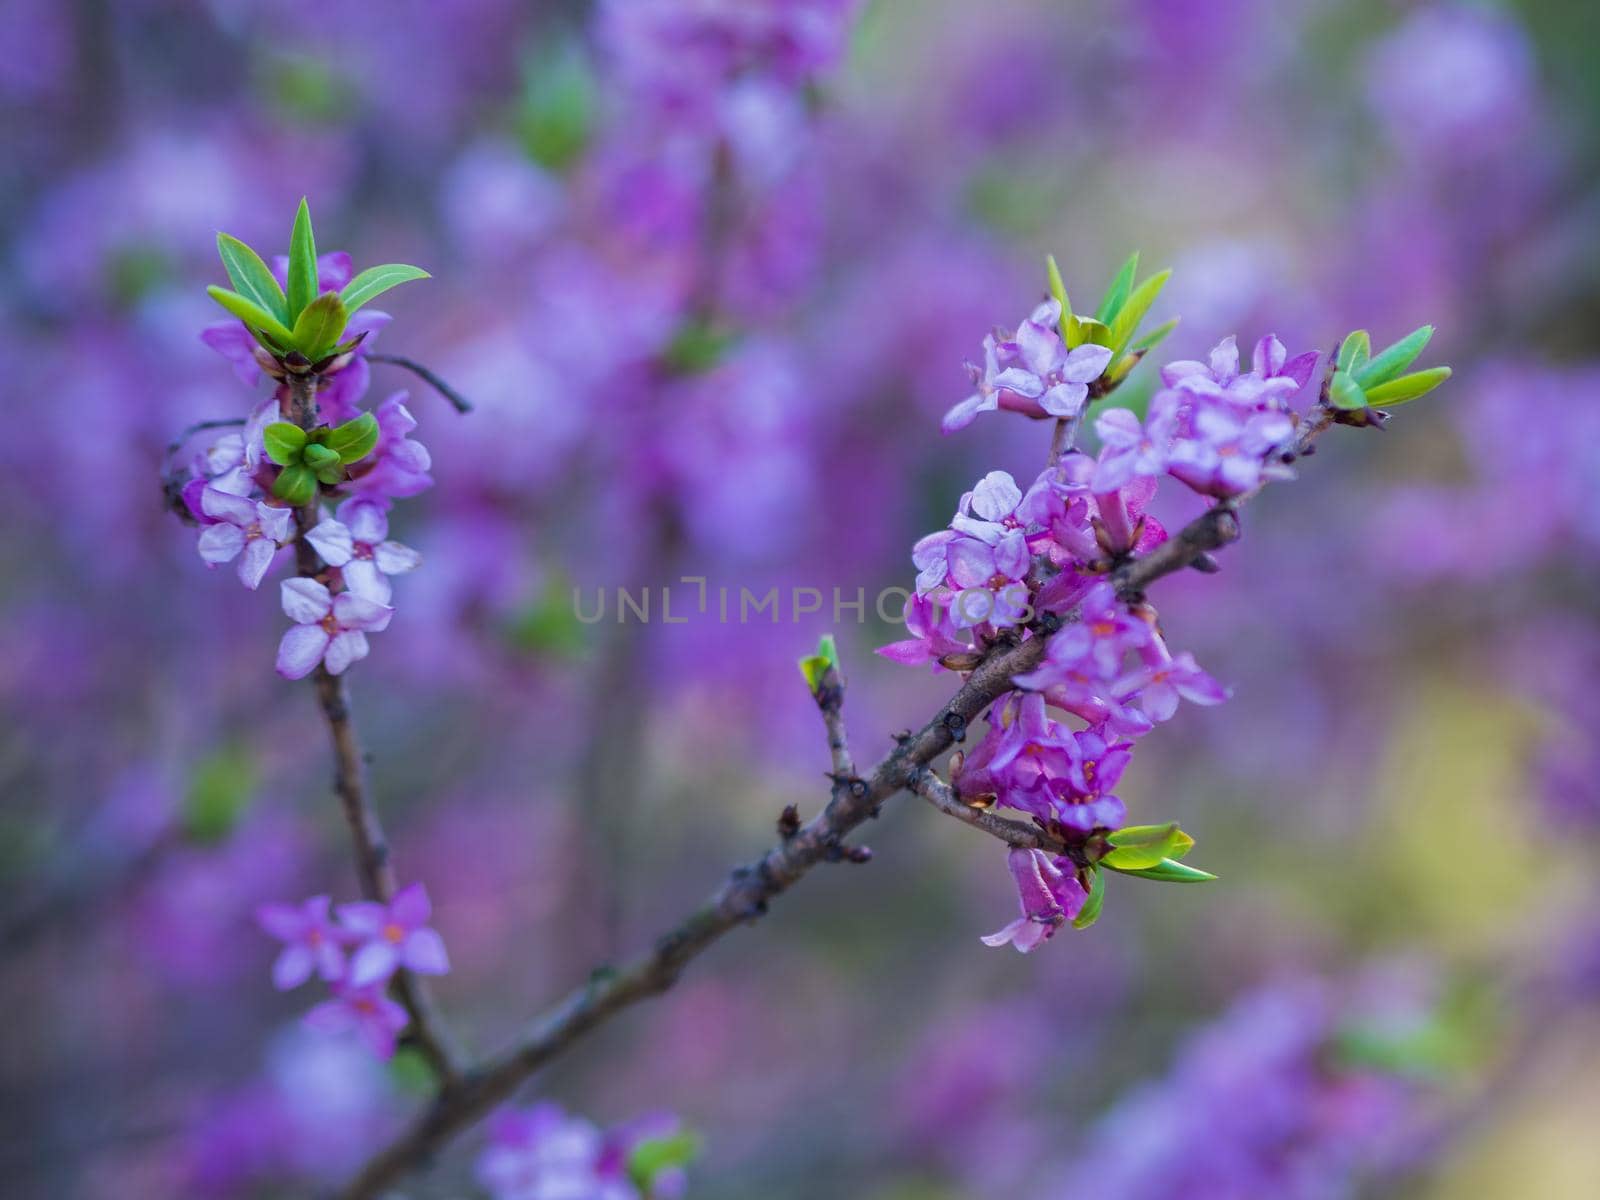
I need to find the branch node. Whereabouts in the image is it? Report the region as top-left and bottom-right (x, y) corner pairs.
(776, 804), (801, 840)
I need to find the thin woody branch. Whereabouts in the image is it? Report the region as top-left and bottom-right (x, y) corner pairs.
(284, 371), (465, 1088)
(337, 398), (1348, 1198)
(908, 767), (1068, 854)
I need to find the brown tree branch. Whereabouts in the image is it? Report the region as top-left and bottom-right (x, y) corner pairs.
(908, 767), (1068, 854)
(336, 398), (1345, 1198)
(283, 371), (465, 1088)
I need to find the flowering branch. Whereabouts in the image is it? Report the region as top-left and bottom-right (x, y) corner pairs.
(335, 379), (1357, 1195)
(281, 369), (465, 1088)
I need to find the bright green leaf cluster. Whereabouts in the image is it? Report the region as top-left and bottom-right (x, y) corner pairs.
(1073, 822), (1216, 930)
(798, 633), (841, 696)
(206, 198), (429, 363)
(1048, 252), (1178, 392)
(263, 412), (380, 505)
(1329, 325), (1452, 413)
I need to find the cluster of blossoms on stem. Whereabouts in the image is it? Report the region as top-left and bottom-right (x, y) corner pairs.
(886, 256), (1450, 950)
(172, 200), (434, 679)
(256, 883), (449, 1060)
(477, 1104), (697, 1200)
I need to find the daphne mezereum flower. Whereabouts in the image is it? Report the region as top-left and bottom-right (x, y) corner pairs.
(304, 982), (409, 1060)
(1162, 334), (1317, 411)
(195, 486), (292, 590)
(305, 499), (422, 605)
(275, 578), (394, 679)
(1115, 638), (1230, 723)
(1044, 724), (1132, 834)
(342, 393), (434, 504)
(875, 593), (971, 669)
(942, 302), (1112, 434)
(1092, 394), (1180, 493)
(255, 895), (346, 990)
(980, 848), (1087, 953)
(337, 882), (450, 988)
(478, 1102), (639, 1200)
(1166, 398), (1295, 498)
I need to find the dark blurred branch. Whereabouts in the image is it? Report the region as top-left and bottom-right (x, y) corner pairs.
(284, 371), (465, 1088)
(336, 397), (1346, 1197)
(366, 353), (475, 414)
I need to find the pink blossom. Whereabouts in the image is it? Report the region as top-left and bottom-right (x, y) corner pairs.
(195, 486), (292, 589)
(337, 882), (450, 988)
(275, 578), (394, 679)
(304, 983), (409, 1060)
(305, 499), (421, 605)
(980, 848), (1087, 953)
(255, 895), (346, 990)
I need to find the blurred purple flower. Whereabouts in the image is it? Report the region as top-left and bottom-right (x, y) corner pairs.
(256, 894), (346, 990)
(304, 983), (409, 1060)
(338, 882), (450, 988)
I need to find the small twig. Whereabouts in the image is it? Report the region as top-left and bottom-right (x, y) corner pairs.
(336, 393), (1355, 1197)
(908, 768), (1068, 854)
(367, 353), (474, 414)
(284, 373), (465, 1088)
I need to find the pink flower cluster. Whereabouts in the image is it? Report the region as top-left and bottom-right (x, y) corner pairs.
(888, 304), (1323, 952)
(179, 250), (432, 679)
(256, 883), (450, 1059)
(478, 1103), (691, 1200)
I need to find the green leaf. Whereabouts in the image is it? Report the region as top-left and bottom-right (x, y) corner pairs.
(1336, 330), (1370, 374)
(798, 634), (840, 695)
(206, 285), (296, 346)
(1072, 866), (1106, 929)
(272, 462), (318, 506)
(286, 197), (318, 322)
(302, 443), (341, 470)
(291, 292), (348, 360)
(627, 1130), (701, 1191)
(216, 233), (287, 322)
(262, 422), (307, 466)
(1066, 315), (1111, 349)
(1129, 316), (1180, 355)
(1356, 325), (1434, 388)
(1362, 365), (1452, 406)
(662, 319), (739, 375)
(182, 745), (256, 844)
(1108, 268), (1171, 355)
(326, 411), (380, 464)
(1102, 822), (1196, 869)
(1094, 251), (1139, 324)
(1045, 254), (1073, 339)
(340, 263), (431, 315)
(1329, 371), (1368, 411)
(1107, 857), (1218, 883)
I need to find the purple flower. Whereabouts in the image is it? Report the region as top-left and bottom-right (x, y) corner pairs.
(1044, 724), (1132, 834)
(256, 895), (346, 990)
(876, 593), (971, 668)
(337, 882), (450, 988)
(980, 848), (1087, 953)
(1162, 334), (1316, 411)
(305, 499), (422, 605)
(342, 393), (433, 503)
(1115, 643), (1230, 723)
(1166, 397), (1295, 498)
(1092, 394), (1180, 493)
(1020, 582), (1151, 683)
(195, 487), (293, 589)
(477, 1102), (639, 1200)
(275, 578), (394, 680)
(942, 302), (1112, 433)
(304, 982), (409, 1060)
(1018, 456), (1100, 566)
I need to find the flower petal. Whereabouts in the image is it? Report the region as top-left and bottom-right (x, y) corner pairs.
(306, 519), (355, 567)
(324, 631), (370, 676)
(276, 624), (329, 679)
(281, 577), (332, 623)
